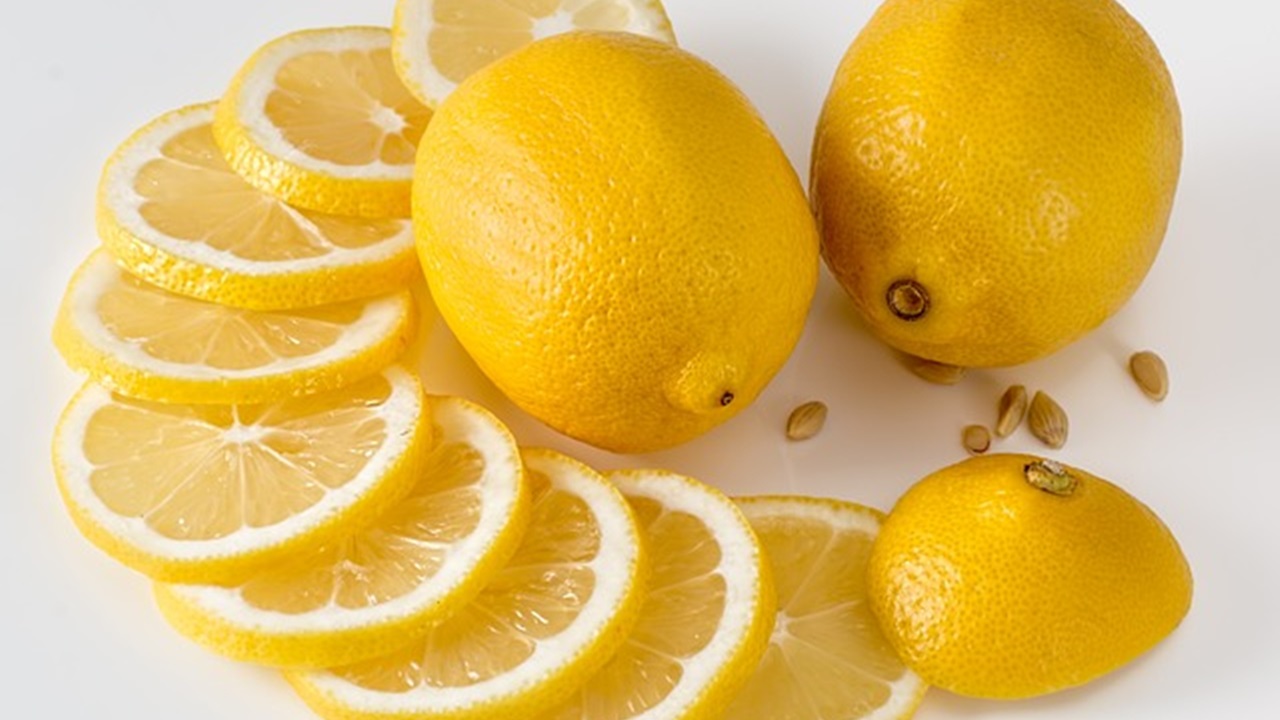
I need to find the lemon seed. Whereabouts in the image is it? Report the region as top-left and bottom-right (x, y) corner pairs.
(1129, 351), (1169, 402)
(1028, 391), (1069, 449)
(995, 385), (1029, 438)
(903, 355), (967, 385)
(786, 401), (828, 441)
(963, 425), (991, 455)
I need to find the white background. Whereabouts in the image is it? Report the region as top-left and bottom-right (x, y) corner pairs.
(2, 0), (1277, 717)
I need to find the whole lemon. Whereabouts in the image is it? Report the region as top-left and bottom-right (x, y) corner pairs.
(811, 0), (1182, 367)
(867, 454), (1192, 699)
(415, 32), (818, 453)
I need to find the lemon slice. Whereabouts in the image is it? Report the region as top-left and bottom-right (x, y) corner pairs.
(53, 250), (416, 405)
(153, 396), (529, 668)
(289, 448), (646, 718)
(98, 103), (417, 311)
(52, 367), (430, 584)
(216, 27), (432, 218)
(726, 496), (927, 720)
(391, 0), (676, 107)
(542, 469), (775, 720)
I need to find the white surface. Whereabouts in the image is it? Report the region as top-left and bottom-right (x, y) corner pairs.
(2, 0), (1276, 717)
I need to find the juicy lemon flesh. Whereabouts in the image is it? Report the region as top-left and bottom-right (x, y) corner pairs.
(265, 47), (430, 167)
(429, 0), (640, 82)
(136, 122), (403, 262)
(98, 270), (367, 371)
(236, 441), (485, 613)
(545, 496), (726, 719)
(84, 375), (391, 541)
(728, 514), (911, 719)
(333, 468), (601, 691)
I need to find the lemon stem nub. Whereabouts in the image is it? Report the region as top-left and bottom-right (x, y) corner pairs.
(1024, 460), (1080, 496)
(887, 280), (930, 321)
(720, 391), (735, 407)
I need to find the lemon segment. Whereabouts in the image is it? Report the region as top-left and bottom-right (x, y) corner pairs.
(53, 249), (415, 404)
(215, 26), (432, 218)
(392, 0), (676, 107)
(542, 470), (775, 720)
(288, 449), (646, 719)
(727, 496), (927, 720)
(52, 367), (430, 584)
(98, 103), (418, 311)
(153, 397), (529, 668)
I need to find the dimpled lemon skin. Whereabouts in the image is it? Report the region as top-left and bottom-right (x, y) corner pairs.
(414, 31), (818, 453)
(866, 454), (1193, 699)
(811, 0), (1181, 367)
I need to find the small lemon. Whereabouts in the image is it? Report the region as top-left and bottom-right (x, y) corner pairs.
(415, 32), (818, 453)
(812, 0), (1182, 367)
(867, 454), (1193, 699)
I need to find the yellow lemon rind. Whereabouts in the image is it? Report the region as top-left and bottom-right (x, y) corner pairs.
(287, 448), (649, 719)
(53, 251), (417, 405)
(98, 103), (419, 311)
(51, 367), (432, 585)
(215, 27), (414, 219)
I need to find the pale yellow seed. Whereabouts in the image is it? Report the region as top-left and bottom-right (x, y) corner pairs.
(903, 355), (967, 385)
(963, 424), (991, 455)
(995, 384), (1028, 438)
(1028, 391), (1069, 449)
(786, 401), (828, 441)
(1129, 350), (1169, 401)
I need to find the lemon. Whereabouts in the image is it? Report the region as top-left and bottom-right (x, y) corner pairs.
(52, 367), (430, 584)
(542, 469), (775, 719)
(866, 455), (1193, 699)
(216, 27), (432, 218)
(811, 0), (1181, 367)
(727, 496), (926, 720)
(415, 32), (818, 452)
(289, 449), (647, 719)
(53, 250), (416, 404)
(154, 397), (530, 668)
(392, 0), (675, 108)
(99, 103), (419, 311)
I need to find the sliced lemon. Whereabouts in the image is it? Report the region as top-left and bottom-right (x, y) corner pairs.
(542, 469), (775, 720)
(98, 103), (417, 311)
(153, 396), (529, 668)
(726, 496), (927, 720)
(53, 249), (416, 405)
(52, 367), (430, 585)
(288, 448), (647, 718)
(215, 26), (432, 218)
(391, 0), (676, 108)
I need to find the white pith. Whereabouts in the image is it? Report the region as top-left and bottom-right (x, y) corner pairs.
(161, 397), (525, 634)
(295, 449), (644, 714)
(734, 497), (927, 720)
(101, 104), (413, 276)
(66, 250), (409, 380)
(231, 27), (416, 180)
(54, 366), (423, 563)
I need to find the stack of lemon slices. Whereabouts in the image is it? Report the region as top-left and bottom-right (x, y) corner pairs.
(50, 2), (923, 719)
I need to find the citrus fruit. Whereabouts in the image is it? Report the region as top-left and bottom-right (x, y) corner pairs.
(541, 469), (775, 719)
(288, 449), (646, 719)
(811, 0), (1181, 367)
(98, 103), (417, 310)
(216, 26), (432, 218)
(154, 396), (530, 668)
(415, 32), (818, 452)
(53, 249), (416, 404)
(866, 454), (1193, 698)
(727, 496), (926, 720)
(52, 367), (430, 584)
(391, 0), (675, 108)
